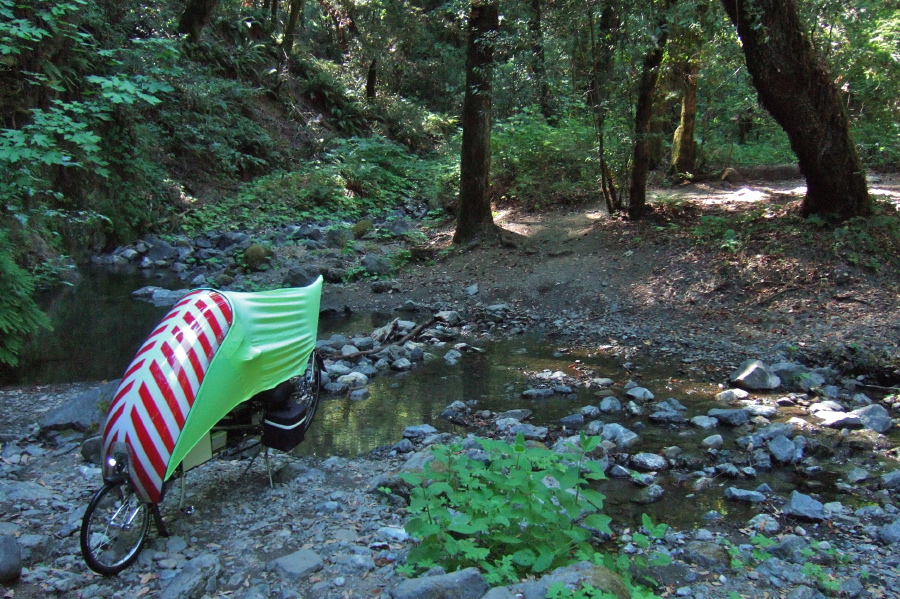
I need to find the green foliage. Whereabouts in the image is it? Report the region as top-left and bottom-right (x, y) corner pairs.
(0, 232), (51, 367)
(491, 111), (600, 209)
(399, 433), (611, 585)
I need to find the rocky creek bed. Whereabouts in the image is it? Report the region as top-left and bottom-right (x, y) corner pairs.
(1, 303), (899, 599)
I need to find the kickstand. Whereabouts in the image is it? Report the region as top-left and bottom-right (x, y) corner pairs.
(151, 503), (169, 538)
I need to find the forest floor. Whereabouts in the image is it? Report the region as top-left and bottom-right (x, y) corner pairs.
(325, 175), (900, 383)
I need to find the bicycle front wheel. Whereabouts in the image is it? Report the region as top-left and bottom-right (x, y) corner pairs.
(295, 351), (323, 435)
(80, 482), (150, 575)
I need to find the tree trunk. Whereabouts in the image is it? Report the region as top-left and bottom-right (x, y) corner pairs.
(720, 0), (869, 220)
(628, 32), (668, 220)
(271, 0), (279, 28)
(529, 0), (553, 122)
(671, 62), (699, 175)
(588, 4), (620, 213)
(366, 59), (377, 99)
(283, 0), (304, 56)
(454, 1), (499, 245)
(177, 0), (221, 40)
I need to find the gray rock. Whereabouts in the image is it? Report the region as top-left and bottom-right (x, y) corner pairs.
(39, 380), (119, 433)
(599, 397), (622, 413)
(80, 436), (103, 464)
(631, 453), (667, 472)
(691, 416), (719, 430)
(813, 411), (863, 429)
(634, 484), (665, 504)
(284, 264), (321, 288)
(716, 388), (749, 402)
(851, 404), (892, 433)
(559, 414), (585, 429)
(729, 359), (781, 390)
(770, 534), (809, 563)
(878, 520), (900, 544)
(510, 561), (628, 599)
(390, 567), (489, 599)
(392, 358), (413, 371)
(881, 470), (900, 489)
(403, 425), (438, 439)
(768, 435), (797, 463)
(743, 404), (778, 419)
(757, 422), (795, 440)
(0, 480), (53, 502)
(649, 411), (687, 424)
(625, 387), (654, 402)
(783, 491), (825, 521)
(601, 424), (640, 449)
(523, 388), (555, 399)
(508, 424), (548, 441)
(160, 554), (221, 599)
(0, 537), (21, 582)
(349, 388), (371, 401)
(724, 487), (766, 503)
(748, 514), (780, 534)
(268, 549), (323, 580)
(707, 408), (749, 427)
(361, 255), (393, 277)
(701, 435), (723, 449)
(338, 372), (368, 388)
(435, 311), (463, 326)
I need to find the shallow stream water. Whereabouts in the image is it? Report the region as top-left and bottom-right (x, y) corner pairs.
(5, 267), (887, 529)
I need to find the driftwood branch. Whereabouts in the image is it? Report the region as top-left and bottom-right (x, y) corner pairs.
(323, 316), (438, 361)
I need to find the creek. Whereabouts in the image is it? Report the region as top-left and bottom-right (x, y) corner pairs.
(5, 267), (887, 529)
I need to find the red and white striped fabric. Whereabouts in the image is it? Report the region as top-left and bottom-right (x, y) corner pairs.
(102, 290), (234, 503)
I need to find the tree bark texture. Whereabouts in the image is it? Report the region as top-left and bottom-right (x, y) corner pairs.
(283, 0), (305, 56)
(529, 0), (553, 122)
(628, 34), (668, 220)
(454, 1), (499, 244)
(588, 4), (620, 213)
(366, 59), (377, 99)
(720, 0), (869, 220)
(177, 0), (221, 40)
(671, 62), (699, 174)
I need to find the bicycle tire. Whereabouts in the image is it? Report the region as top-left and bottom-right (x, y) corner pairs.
(80, 481), (150, 575)
(295, 351), (323, 435)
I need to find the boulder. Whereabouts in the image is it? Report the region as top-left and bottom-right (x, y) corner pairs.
(391, 567), (489, 599)
(729, 359), (781, 391)
(40, 380), (119, 433)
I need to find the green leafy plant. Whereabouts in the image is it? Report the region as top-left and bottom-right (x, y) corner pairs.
(0, 233), (52, 367)
(400, 433), (611, 585)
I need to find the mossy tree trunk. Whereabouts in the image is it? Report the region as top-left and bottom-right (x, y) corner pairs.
(454, 1), (499, 244)
(671, 62), (699, 175)
(628, 11), (670, 221)
(720, 0), (869, 220)
(283, 0), (305, 56)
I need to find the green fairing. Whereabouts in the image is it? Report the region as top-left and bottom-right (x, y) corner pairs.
(165, 277), (322, 480)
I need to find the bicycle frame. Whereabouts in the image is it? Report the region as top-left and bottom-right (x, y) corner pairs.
(100, 277), (323, 504)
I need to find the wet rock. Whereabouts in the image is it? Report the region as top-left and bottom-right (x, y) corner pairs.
(631, 453), (667, 472)
(730, 359), (781, 391)
(724, 487), (766, 503)
(601, 424), (640, 449)
(768, 435), (797, 464)
(0, 537), (21, 582)
(391, 567), (489, 599)
(783, 491), (825, 521)
(634, 484), (665, 504)
(813, 411), (863, 429)
(701, 435), (723, 449)
(851, 404), (892, 433)
(708, 408), (749, 427)
(599, 397), (622, 413)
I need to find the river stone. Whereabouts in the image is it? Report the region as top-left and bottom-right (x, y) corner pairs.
(701, 435), (723, 449)
(626, 387), (654, 402)
(391, 567), (489, 599)
(508, 424), (548, 441)
(783, 491), (825, 521)
(879, 520), (900, 545)
(284, 264), (321, 287)
(691, 415), (718, 429)
(649, 411), (687, 424)
(708, 408), (749, 427)
(39, 380), (119, 433)
(444, 349), (462, 365)
(716, 388), (749, 402)
(881, 470), (900, 489)
(768, 435), (797, 463)
(770, 535), (809, 563)
(601, 424), (640, 449)
(634, 484), (665, 504)
(268, 549), (323, 580)
(809, 400), (843, 413)
(748, 514), (780, 534)
(743, 404), (778, 419)
(813, 411), (863, 429)
(724, 487), (766, 503)
(599, 397), (622, 413)
(851, 404), (892, 433)
(392, 358), (413, 371)
(0, 537), (21, 582)
(631, 453), (667, 472)
(160, 554), (221, 599)
(403, 424), (438, 439)
(682, 541), (729, 571)
(0, 480), (53, 502)
(729, 359), (781, 390)
(758, 422), (795, 440)
(559, 413), (585, 428)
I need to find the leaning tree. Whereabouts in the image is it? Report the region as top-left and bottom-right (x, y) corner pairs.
(720, 0), (870, 221)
